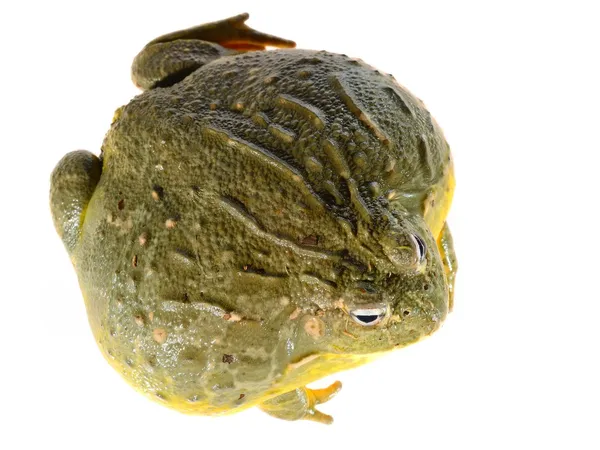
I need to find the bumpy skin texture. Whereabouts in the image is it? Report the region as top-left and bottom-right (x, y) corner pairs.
(50, 14), (456, 423)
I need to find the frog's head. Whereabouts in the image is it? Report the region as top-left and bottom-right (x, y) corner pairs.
(318, 212), (448, 355)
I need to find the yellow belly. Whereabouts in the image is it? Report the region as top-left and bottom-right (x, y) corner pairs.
(424, 161), (456, 240)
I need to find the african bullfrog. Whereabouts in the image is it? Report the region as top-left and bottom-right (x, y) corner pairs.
(50, 13), (457, 423)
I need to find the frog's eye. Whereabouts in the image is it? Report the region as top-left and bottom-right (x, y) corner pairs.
(411, 234), (427, 264)
(380, 230), (427, 271)
(349, 306), (388, 327)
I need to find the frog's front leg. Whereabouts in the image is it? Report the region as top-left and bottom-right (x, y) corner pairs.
(50, 151), (102, 254)
(259, 381), (342, 424)
(437, 222), (458, 311)
(132, 13), (295, 90)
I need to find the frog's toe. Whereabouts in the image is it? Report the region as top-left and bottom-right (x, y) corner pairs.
(50, 150), (101, 254)
(303, 380), (342, 424)
(259, 381), (342, 424)
(213, 13), (296, 50)
(305, 409), (334, 425)
(310, 380), (343, 405)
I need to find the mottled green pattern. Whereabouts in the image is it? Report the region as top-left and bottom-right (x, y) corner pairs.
(50, 14), (456, 422)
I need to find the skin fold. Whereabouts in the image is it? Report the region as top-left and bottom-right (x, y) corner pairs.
(50, 13), (457, 423)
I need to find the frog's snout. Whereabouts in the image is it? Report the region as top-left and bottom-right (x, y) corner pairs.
(394, 293), (448, 339)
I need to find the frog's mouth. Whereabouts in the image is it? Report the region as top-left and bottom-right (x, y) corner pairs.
(349, 306), (388, 327)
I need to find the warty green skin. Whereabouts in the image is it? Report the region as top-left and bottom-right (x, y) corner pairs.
(50, 16), (454, 421)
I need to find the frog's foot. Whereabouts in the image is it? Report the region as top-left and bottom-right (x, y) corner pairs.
(259, 381), (342, 424)
(50, 150), (102, 254)
(437, 222), (457, 311)
(156, 13), (297, 51)
(132, 13), (295, 90)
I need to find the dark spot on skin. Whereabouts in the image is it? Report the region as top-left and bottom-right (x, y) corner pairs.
(238, 393), (246, 400)
(244, 266), (267, 275)
(152, 185), (164, 200)
(403, 310), (411, 317)
(222, 354), (235, 364)
(118, 199), (125, 210)
(423, 283), (430, 291)
(300, 235), (319, 246)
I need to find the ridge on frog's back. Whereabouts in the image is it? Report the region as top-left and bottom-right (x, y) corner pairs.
(50, 13), (457, 424)
(112, 47), (452, 224)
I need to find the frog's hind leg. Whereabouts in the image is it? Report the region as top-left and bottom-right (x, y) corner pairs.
(437, 222), (458, 311)
(131, 13), (295, 90)
(259, 381), (342, 424)
(50, 151), (102, 254)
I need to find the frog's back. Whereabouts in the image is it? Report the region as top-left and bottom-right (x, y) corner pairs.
(109, 49), (451, 221)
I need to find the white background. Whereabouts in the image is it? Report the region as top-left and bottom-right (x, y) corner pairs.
(2, 1), (599, 449)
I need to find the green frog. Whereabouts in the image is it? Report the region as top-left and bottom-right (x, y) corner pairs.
(50, 13), (457, 424)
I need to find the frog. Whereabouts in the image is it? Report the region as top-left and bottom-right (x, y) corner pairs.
(50, 13), (457, 424)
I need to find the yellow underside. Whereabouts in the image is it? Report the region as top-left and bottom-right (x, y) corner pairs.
(99, 343), (381, 416)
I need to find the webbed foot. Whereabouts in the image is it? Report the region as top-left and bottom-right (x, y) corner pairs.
(259, 381), (342, 424)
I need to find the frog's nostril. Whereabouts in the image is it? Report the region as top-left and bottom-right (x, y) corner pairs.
(349, 306), (388, 327)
